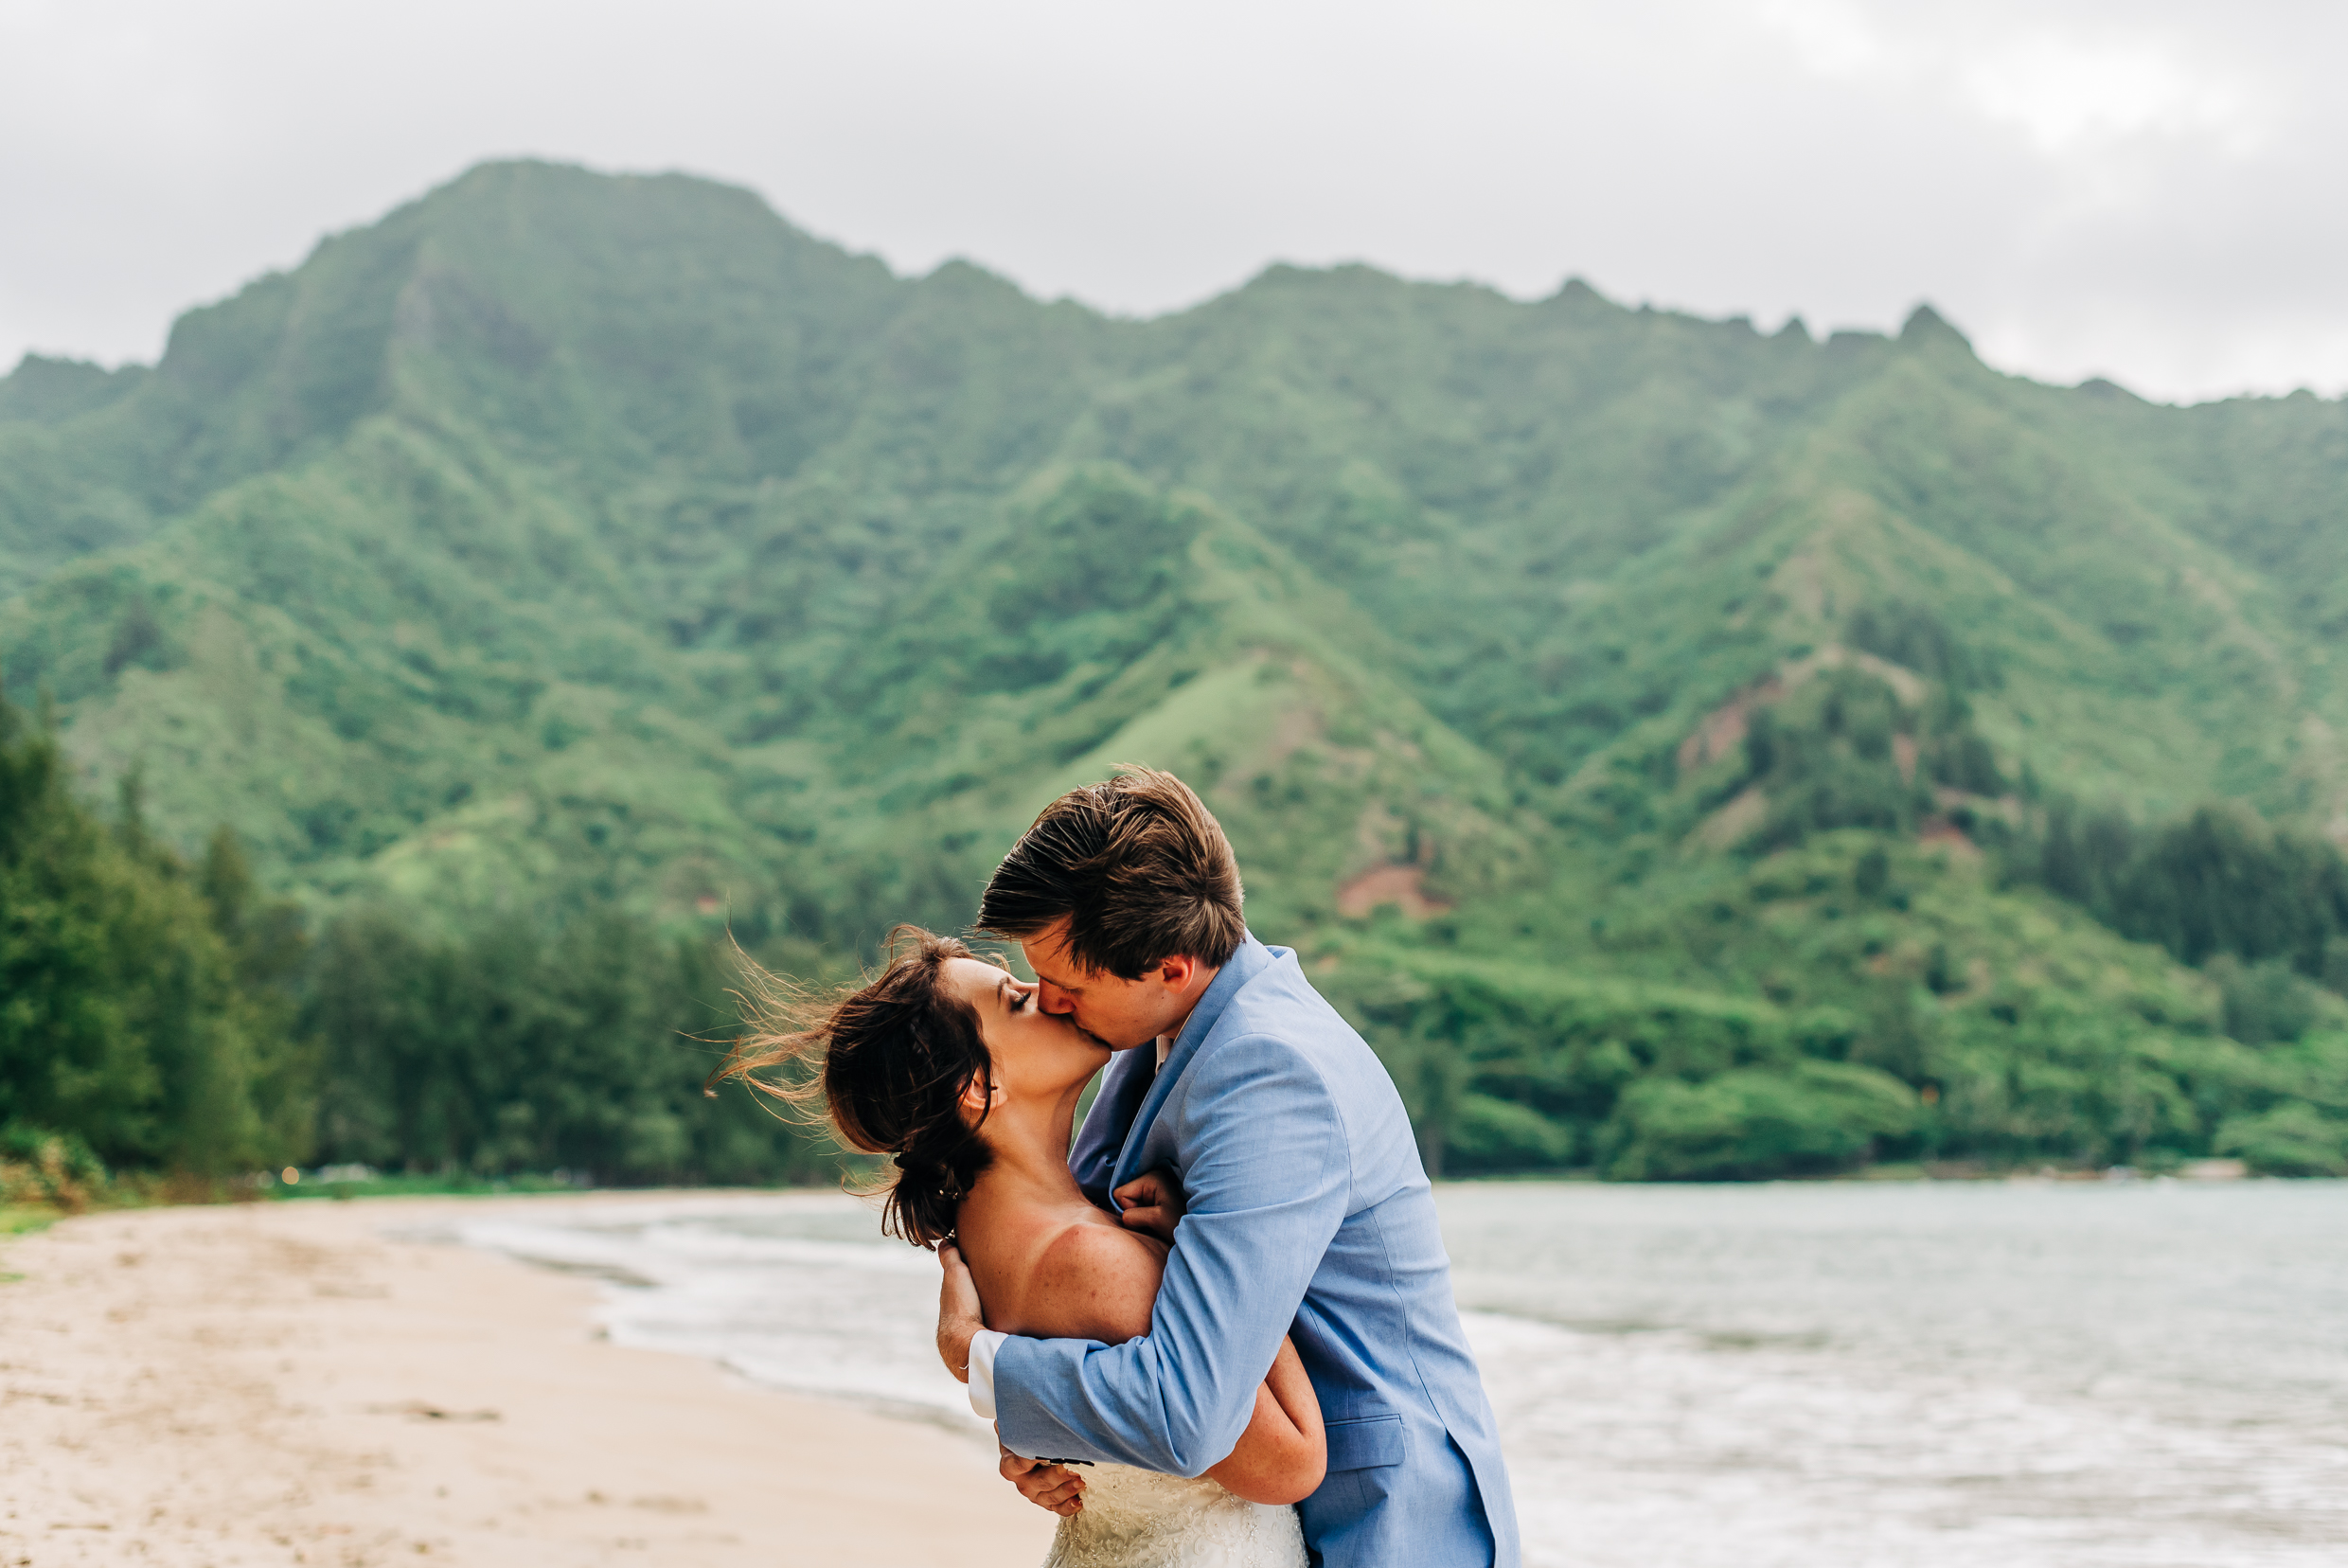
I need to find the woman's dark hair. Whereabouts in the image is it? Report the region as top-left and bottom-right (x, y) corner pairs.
(714, 926), (994, 1249)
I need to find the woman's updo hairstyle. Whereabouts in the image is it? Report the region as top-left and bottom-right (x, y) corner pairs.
(715, 926), (995, 1249)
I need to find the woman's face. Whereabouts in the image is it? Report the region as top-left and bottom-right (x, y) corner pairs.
(944, 955), (1109, 1106)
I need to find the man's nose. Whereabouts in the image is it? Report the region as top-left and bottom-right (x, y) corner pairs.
(1036, 983), (1076, 1015)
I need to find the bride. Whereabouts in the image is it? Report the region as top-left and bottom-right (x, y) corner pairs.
(720, 928), (1323, 1567)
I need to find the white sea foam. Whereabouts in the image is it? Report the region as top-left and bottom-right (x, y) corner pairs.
(451, 1181), (2348, 1566)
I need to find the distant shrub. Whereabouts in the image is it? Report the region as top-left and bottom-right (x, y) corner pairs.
(1738, 671), (1934, 853)
(2026, 800), (2348, 983)
(2211, 956), (2320, 1046)
(1444, 1094), (1576, 1174)
(1599, 1060), (1918, 1181)
(2214, 1103), (2348, 1177)
(1846, 599), (1997, 690)
(0, 1124), (108, 1210)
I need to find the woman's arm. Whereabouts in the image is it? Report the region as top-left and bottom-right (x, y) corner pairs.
(1023, 1222), (1325, 1504)
(989, 1039), (1350, 1480)
(1202, 1335), (1325, 1505)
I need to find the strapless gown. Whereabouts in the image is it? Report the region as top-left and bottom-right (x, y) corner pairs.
(1040, 1464), (1306, 1568)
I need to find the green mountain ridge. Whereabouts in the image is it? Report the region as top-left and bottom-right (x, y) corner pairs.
(7, 159), (2348, 1182)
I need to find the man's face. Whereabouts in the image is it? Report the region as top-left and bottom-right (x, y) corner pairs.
(1017, 918), (1201, 1051)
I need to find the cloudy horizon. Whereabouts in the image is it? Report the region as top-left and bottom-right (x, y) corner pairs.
(4, 0), (2341, 406)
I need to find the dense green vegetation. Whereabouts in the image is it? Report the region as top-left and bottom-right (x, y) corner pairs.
(1325, 831), (2348, 1179)
(300, 907), (833, 1184)
(4, 160), (2347, 1186)
(0, 692), (833, 1195)
(0, 696), (304, 1177)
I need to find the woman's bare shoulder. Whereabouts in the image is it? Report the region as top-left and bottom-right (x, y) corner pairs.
(1017, 1212), (1166, 1344)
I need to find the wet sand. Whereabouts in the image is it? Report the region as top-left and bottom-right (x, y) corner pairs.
(0, 1194), (1056, 1567)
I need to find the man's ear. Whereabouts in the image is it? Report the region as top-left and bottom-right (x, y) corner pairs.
(1155, 953), (1197, 989)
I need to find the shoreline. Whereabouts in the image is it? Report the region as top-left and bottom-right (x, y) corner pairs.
(0, 1193), (1055, 1566)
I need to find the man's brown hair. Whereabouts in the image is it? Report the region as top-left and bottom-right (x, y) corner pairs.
(978, 766), (1245, 979)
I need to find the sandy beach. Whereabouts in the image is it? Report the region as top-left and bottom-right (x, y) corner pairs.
(0, 1194), (1057, 1567)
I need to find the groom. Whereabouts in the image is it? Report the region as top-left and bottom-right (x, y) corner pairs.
(935, 767), (1519, 1566)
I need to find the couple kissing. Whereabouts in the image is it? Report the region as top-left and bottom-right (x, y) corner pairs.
(720, 768), (1519, 1568)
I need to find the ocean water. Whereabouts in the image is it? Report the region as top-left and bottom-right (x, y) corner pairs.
(448, 1181), (2348, 1567)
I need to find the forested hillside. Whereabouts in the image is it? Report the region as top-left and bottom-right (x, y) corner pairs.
(5, 160), (2346, 1185)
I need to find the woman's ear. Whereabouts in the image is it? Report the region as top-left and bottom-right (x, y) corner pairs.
(958, 1070), (994, 1117)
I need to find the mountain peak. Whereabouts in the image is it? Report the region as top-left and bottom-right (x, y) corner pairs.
(0, 353), (147, 424)
(1548, 276), (1610, 310)
(1898, 302), (1973, 354)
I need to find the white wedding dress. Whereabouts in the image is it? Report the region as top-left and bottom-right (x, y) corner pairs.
(1041, 1464), (1306, 1568)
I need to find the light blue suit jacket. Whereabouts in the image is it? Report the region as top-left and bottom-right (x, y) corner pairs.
(993, 935), (1520, 1568)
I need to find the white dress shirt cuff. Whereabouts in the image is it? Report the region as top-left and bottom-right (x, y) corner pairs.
(967, 1327), (1008, 1418)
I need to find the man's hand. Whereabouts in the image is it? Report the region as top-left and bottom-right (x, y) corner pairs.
(935, 1242), (984, 1382)
(1112, 1167), (1186, 1245)
(1000, 1446), (1086, 1516)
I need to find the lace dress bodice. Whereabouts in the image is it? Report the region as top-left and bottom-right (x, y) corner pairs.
(1041, 1464), (1306, 1568)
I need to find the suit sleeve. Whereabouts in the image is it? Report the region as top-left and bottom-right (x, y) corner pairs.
(991, 1034), (1347, 1475)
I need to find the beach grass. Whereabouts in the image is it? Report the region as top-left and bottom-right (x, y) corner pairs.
(1, 1203), (59, 1236)
(267, 1171), (639, 1202)
(2, 1203), (58, 1277)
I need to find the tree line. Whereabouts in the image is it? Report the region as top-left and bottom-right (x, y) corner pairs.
(0, 698), (832, 1192)
(1724, 602), (2348, 1019)
(12, 655), (2348, 1194)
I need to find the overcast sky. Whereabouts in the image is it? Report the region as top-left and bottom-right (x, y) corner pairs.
(3, 0), (2340, 404)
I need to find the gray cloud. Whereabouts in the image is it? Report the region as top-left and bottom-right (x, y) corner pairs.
(2, 0), (2339, 402)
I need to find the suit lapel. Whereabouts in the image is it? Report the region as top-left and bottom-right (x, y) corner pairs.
(1108, 936), (1272, 1196)
(1068, 1045), (1156, 1209)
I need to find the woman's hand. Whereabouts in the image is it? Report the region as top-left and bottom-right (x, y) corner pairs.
(1111, 1166), (1186, 1245)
